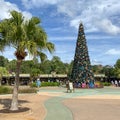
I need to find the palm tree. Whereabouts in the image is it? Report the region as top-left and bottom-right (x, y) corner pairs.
(0, 10), (55, 111)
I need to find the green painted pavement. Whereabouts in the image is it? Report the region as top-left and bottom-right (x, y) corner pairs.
(44, 97), (73, 120)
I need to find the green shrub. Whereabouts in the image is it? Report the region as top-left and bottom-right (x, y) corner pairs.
(30, 82), (59, 87)
(29, 82), (37, 87)
(41, 82), (59, 87)
(0, 86), (37, 94)
(0, 86), (12, 94)
(102, 82), (111, 86)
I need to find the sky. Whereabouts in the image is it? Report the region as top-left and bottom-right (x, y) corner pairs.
(0, 0), (120, 66)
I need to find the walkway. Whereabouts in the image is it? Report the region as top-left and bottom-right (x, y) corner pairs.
(38, 87), (120, 120)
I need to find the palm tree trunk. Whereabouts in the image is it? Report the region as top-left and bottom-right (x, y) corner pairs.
(10, 60), (22, 111)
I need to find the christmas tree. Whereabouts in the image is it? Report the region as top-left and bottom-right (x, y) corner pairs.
(70, 23), (94, 87)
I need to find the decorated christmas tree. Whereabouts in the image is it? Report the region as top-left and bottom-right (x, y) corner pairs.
(70, 23), (94, 87)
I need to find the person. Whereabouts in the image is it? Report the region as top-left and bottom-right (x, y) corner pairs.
(48, 79), (50, 82)
(115, 80), (118, 87)
(89, 80), (94, 88)
(111, 80), (114, 86)
(82, 82), (86, 88)
(66, 80), (70, 92)
(36, 78), (41, 88)
(118, 80), (120, 87)
(86, 79), (89, 88)
(66, 80), (69, 88)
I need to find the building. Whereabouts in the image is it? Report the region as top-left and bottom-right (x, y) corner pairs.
(1, 73), (106, 85)
(1, 73), (68, 85)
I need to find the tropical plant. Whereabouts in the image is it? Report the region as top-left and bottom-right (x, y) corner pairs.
(0, 10), (55, 110)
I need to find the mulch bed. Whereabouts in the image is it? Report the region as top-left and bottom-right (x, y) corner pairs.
(0, 107), (30, 113)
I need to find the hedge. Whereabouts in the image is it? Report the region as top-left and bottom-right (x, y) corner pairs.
(0, 86), (37, 94)
(0, 86), (12, 94)
(102, 82), (111, 86)
(30, 82), (59, 87)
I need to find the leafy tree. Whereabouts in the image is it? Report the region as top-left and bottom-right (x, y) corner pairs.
(114, 59), (120, 78)
(0, 55), (9, 67)
(0, 10), (55, 110)
(7, 59), (16, 73)
(0, 67), (9, 86)
(20, 60), (39, 73)
(40, 59), (52, 74)
(30, 68), (43, 81)
(50, 56), (67, 74)
(67, 60), (73, 78)
(114, 59), (120, 69)
(92, 65), (103, 74)
(64, 63), (70, 74)
(101, 65), (115, 80)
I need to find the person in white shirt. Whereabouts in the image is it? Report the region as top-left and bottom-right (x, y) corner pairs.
(111, 80), (114, 86)
(115, 80), (118, 87)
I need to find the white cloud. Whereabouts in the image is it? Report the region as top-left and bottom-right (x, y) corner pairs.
(57, 0), (80, 17)
(69, 0), (120, 35)
(91, 59), (102, 65)
(0, 0), (32, 20)
(21, 0), (60, 9)
(49, 36), (75, 41)
(105, 49), (120, 55)
(96, 19), (120, 35)
(21, 0), (120, 35)
(0, 0), (19, 20)
(87, 35), (116, 40)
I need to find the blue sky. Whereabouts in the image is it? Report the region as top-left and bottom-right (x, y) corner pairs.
(0, 0), (120, 66)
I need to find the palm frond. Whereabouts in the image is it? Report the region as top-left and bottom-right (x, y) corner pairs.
(31, 17), (41, 25)
(46, 42), (55, 53)
(10, 10), (24, 26)
(37, 51), (47, 62)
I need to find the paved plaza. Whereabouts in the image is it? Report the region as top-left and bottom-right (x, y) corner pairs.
(38, 86), (120, 120)
(0, 86), (120, 120)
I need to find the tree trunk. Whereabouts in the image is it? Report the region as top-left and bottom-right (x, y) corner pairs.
(10, 60), (22, 111)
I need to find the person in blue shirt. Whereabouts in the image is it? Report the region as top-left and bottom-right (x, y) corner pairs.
(36, 78), (41, 88)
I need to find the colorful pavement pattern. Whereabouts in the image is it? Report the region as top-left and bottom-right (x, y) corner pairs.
(38, 87), (120, 120)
